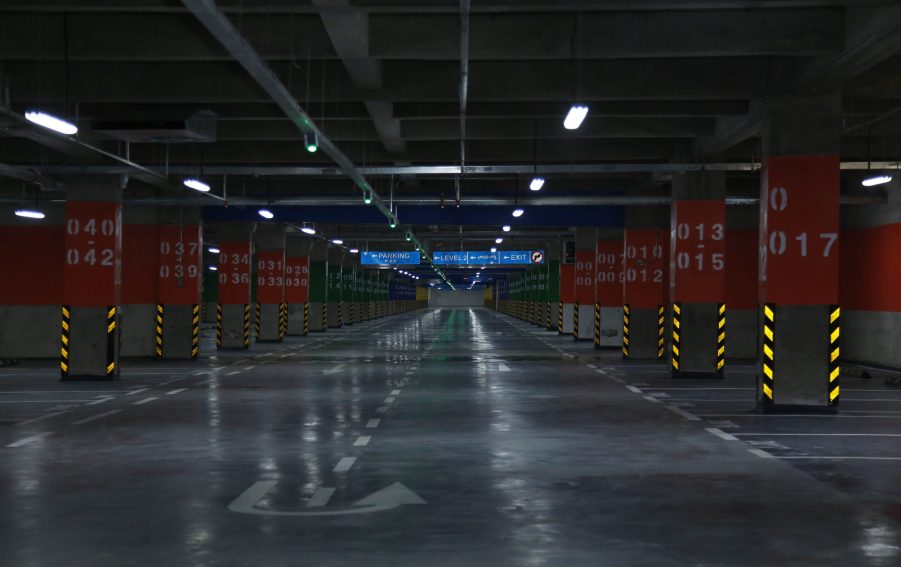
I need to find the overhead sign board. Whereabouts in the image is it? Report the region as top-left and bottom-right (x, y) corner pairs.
(360, 251), (421, 265)
(432, 250), (544, 265)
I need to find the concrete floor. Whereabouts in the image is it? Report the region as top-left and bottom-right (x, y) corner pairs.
(1, 308), (900, 566)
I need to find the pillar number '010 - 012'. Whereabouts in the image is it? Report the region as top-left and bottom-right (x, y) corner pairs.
(760, 155), (840, 305)
(670, 200), (726, 303)
(623, 228), (668, 309)
(64, 201), (122, 306)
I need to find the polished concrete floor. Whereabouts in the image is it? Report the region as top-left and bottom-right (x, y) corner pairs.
(1, 307), (901, 566)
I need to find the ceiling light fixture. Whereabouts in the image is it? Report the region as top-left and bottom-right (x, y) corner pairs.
(502, 225), (511, 232)
(529, 177), (545, 191)
(363, 188), (373, 204)
(349, 248), (360, 254)
(300, 223), (316, 235)
(512, 208), (524, 218)
(862, 174), (893, 187)
(183, 178), (211, 192)
(563, 104), (589, 130)
(14, 209), (45, 220)
(25, 110), (78, 135)
(258, 209), (274, 219)
(490, 247), (497, 253)
(495, 237), (504, 244)
(331, 238), (344, 245)
(208, 266), (218, 271)
(305, 132), (319, 153)
(208, 247), (221, 254)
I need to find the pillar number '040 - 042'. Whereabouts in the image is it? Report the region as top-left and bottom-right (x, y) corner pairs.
(64, 201), (122, 307)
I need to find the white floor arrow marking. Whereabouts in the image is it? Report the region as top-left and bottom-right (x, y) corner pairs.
(228, 481), (426, 516)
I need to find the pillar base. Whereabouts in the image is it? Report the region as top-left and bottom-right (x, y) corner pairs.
(756, 401), (838, 415)
(670, 370), (723, 380)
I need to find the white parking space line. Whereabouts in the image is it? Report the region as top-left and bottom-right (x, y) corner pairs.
(86, 396), (114, 406)
(17, 411), (69, 426)
(72, 410), (122, 425)
(353, 435), (372, 447)
(365, 419), (381, 429)
(306, 487), (336, 508)
(626, 385), (643, 394)
(132, 397), (158, 406)
(644, 396), (663, 404)
(735, 432), (901, 437)
(779, 456), (901, 461)
(705, 427), (739, 441)
(692, 413), (901, 419)
(383, 396), (396, 405)
(375, 406), (388, 414)
(6, 432), (53, 447)
(124, 388), (149, 396)
(390, 390), (401, 395)
(226, 371), (241, 376)
(748, 448), (775, 459)
(166, 388), (188, 395)
(243, 366), (256, 371)
(666, 406), (700, 421)
(333, 457), (356, 473)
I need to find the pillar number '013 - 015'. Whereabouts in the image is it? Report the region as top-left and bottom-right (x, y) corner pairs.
(670, 200), (726, 303)
(760, 155), (839, 305)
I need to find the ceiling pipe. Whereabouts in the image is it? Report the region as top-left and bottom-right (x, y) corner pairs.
(458, 0), (470, 202)
(180, 0), (432, 261)
(28, 161), (901, 177)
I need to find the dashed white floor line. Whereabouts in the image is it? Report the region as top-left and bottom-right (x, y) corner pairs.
(166, 388), (188, 395)
(17, 411), (69, 426)
(736, 432), (901, 437)
(333, 457), (356, 473)
(390, 390), (401, 395)
(124, 388), (149, 396)
(779, 456), (901, 461)
(133, 397), (158, 406)
(626, 385), (643, 394)
(6, 432), (53, 447)
(705, 427), (739, 441)
(226, 371), (241, 376)
(644, 395), (663, 404)
(306, 487), (336, 508)
(384, 397), (396, 405)
(666, 405), (700, 421)
(243, 366), (256, 371)
(353, 435), (372, 447)
(71, 410), (121, 425)
(375, 406), (389, 414)
(748, 448), (775, 459)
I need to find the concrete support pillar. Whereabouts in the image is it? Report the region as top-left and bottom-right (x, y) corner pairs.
(573, 228), (596, 341)
(327, 250), (344, 328)
(622, 200), (669, 360)
(545, 244), (561, 331)
(120, 207), (158, 358)
(285, 238), (311, 336)
(559, 241), (575, 335)
(308, 242), (329, 332)
(254, 225), (286, 342)
(156, 209), (203, 359)
(342, 261), (355, 325)
(215, 223), (254, 349)
(595, 228), (625, 348)
(62, 178), (122, 380)
(669, 173), (727, 377)
(757, 93), (842, 412)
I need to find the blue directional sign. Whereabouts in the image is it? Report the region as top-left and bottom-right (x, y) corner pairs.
(360, 251), (421, 265)
(432, 250), (543, 265)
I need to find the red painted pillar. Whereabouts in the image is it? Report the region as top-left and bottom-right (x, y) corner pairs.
(757, 93), (841, 412)
(595, 237), (625, 348)
(622, 227), (668, 359)
(285, 255), (310, 334)
(216, 230), (253, 349)
(157, 221), (203, 359)
(668, 173), (727, 378)
(62, 184), (122, 380)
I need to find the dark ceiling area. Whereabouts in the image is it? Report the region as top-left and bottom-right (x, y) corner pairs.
(1, 0), (901, 252)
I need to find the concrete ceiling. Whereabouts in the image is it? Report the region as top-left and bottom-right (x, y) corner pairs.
(1, 0), (901, 246)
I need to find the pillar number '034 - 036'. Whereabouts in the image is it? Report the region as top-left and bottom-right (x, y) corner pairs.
(218, 241), (252, 304)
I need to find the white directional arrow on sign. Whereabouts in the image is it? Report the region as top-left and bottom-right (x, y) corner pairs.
(229, 481), (426, 516)
(322, 364), (346, 375)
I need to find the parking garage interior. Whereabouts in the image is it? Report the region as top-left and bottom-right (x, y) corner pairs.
(2, 1), (901, 565)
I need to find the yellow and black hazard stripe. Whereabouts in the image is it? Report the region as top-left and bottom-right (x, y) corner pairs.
(216, 304), (223, 348)
(155, 304), (164, 358)
(671, 302), (681, 371)
(191, 304), (200, 359)
(60, 305), (70, 377)
(303, 303), (310, 335)
(280, 302), (288, 338)
(349, 301), (355, 325)
(254, 302), (262, 340)
(761, 303), (775, 403)
(106, 306), (117, 376)
(337, 301), (344, 327)
(242, 304), (251, 348)
(828, 305), (840, 406)
(368, 301), (373, 321)
(558, 302), (564, 333)
(322, 304), (329, 330)
(716, 303), (726, 373)
(622, 304), (631, 358)
(593, 302), (601, 349)
(573, 301), (580, 339)
(546, 302), (551, 329)
(657, 305), (666, 360)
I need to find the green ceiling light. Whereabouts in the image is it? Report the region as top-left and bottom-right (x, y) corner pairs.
(405, 230), (412, 242)
(305, 132), (319, 153)
(388, 214), (397, 229)
(363, 188), (373, 204)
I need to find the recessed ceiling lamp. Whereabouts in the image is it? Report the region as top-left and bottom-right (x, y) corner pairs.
(529, 177), (545, 191)
(14, 209), (45, 220)
(305, 132), (319, 153)
(258, 209), (274, 219)
(502, 225), (511, 232)
(183, 178), (210, 192)
(563, 104), (589, 130)
(512, 208), (524, 218)
(25, 110), (78, 135)
(862, 174), (893, 187)
(300, 223), (316, 235)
